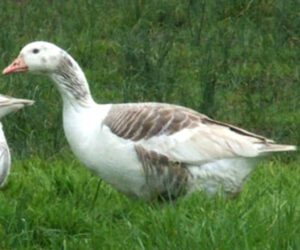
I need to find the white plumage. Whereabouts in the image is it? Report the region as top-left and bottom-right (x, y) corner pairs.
(3, 41), (296, 200)
(0, 95), (34, 187)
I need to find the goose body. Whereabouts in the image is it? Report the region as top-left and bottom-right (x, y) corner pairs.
(3, 41), (296, 200)
(0, 95), (34, 187)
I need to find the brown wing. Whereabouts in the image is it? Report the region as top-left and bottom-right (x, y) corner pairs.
(103, 103), (204, 141)
(103, 102), (270, 143)
(135, 145), (189, 200)
(202, 118), (273, 143)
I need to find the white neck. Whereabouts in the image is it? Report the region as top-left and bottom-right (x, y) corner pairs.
(49, 54), (95, 108)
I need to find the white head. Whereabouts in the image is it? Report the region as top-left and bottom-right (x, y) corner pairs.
(3, 41), (66, 74)
(0, 95), (34, 119)
(3, 41), (93, 105)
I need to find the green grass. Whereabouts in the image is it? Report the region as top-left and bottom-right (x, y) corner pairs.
(0, 0), (299, 249)
(0, 0), (299, 155)
(0, 152), (299, 249)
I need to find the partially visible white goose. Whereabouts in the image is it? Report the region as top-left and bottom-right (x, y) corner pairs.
(0, 94), (34, 187)
(3, 41), (296, 200)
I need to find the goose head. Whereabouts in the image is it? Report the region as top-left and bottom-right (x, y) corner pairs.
(0, 95), (34, 119)
(3, 41), (93, 105)
(3, 41), (65, 75)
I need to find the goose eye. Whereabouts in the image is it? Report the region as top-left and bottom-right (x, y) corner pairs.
(33, 48), (39, 54)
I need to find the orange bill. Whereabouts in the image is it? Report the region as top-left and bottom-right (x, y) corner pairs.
(3, 56), (28, 75)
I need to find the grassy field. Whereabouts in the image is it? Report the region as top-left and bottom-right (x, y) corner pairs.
(0, 0), (299, 249)
(0, 153), (299, 249)
(0, 0), (299, 155)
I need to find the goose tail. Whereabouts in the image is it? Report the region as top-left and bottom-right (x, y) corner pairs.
(260, 143), (297, 154)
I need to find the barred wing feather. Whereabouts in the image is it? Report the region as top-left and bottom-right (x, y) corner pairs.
(104, 103), (296, 165)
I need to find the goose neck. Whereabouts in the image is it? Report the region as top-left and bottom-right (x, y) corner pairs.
(50, 54), (95, 108)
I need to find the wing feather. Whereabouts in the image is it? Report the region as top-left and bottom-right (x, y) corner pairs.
(103, 103), (284, 164)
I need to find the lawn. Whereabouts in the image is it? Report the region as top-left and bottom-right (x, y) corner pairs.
(0, 152), (299, 249)
(0, 0), (299, 249)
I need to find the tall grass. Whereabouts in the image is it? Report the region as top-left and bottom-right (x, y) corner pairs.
(0, 1), (299, 249)
(0, 0), (298, 156)
(0, 154), (299, 249)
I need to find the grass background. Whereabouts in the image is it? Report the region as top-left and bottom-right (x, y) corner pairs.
(0, 0), (299, 249)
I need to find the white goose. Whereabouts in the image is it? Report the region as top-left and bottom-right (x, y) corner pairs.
(3, 41), (296, 200)
(0, 94), (33, 187)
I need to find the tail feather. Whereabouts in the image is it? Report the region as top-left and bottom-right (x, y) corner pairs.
(260, 144), (297, 153)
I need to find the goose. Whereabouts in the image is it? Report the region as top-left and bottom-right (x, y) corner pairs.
(0, 94), (34, 187)
(2, 41), (296, 200)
